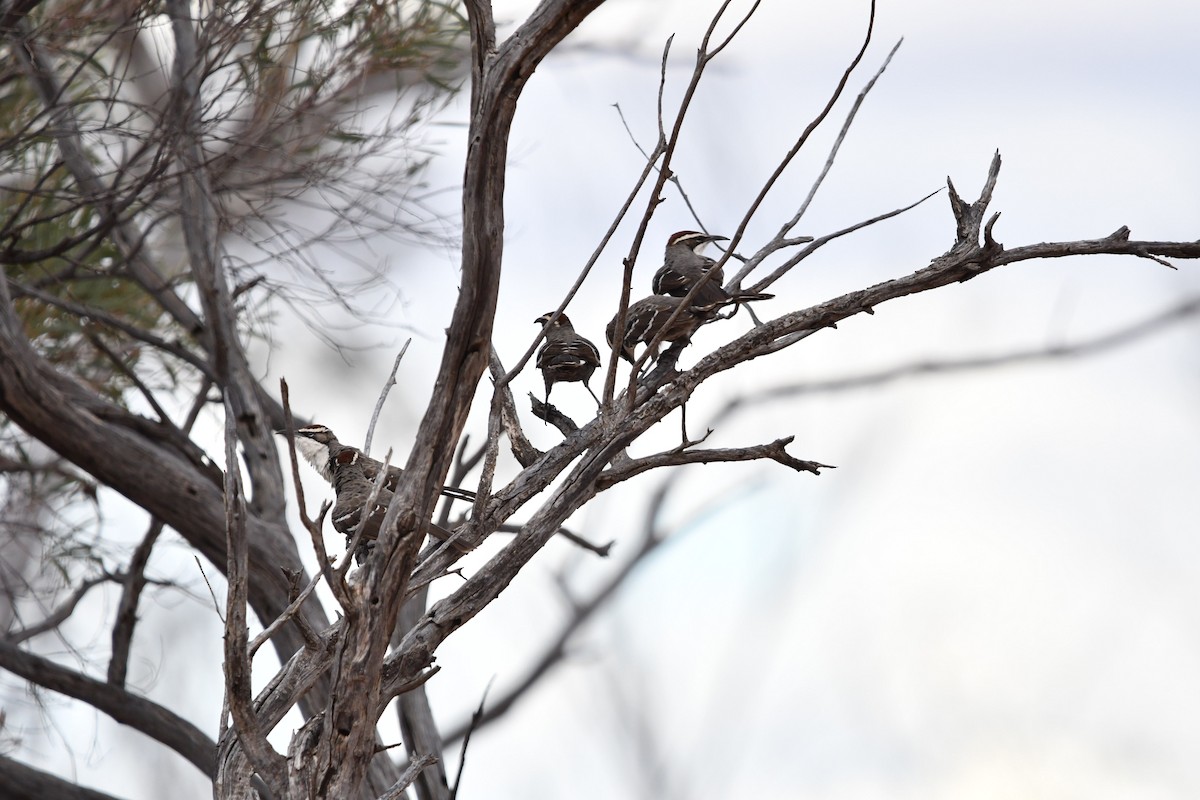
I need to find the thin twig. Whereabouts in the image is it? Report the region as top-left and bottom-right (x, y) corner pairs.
(612, 102), (709, 236)
(249, 568), (325, 657)
(489, 347), (542, 467)
(720, 295), (1200, 414)
(494, 523), (613, 557)
(630, 0), (879, 377)
(472, 363), (508, 527)
(5, 573), (115, 645)
(500, 105), (667, 390)
(438, 434), (484, 527)
(442, 469), (731, 744)
(705, 0), (762, 61)
(723, 0), (878, 267)
(365, 339), (411, 456)
(598, 436), (833, 490)
(194, 556), (224, 623)
(5, 279), (213, 378)
(749, 188), (941, 293)
(378, 754), (440, 800)
(730, 37), (904, 289)
(604, 33), (675, 404)
(107, 519), (164, 686)
(448, 679), (492, 800)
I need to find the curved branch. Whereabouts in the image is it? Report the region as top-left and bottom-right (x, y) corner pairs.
(0, 754), (125, 800)
(0, 640), (216, 779)
(108, 520), (164, 687)
(4, 573), (114, 645)
(730, 37), (905, 290)
(729, 295), (1200, 406)
(596, 436), (833, 491)
(0, 274), (330, 682)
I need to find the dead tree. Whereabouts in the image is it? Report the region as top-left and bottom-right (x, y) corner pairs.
(1, 1), (1197, 799)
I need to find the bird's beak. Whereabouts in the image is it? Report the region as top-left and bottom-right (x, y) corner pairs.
(705, 235), (730, 243)
(534, 315), (550, 325)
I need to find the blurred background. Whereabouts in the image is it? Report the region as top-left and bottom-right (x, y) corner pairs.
(6, 1), (1200, 798)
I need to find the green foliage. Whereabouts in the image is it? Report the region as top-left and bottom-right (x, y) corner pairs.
(1, 157), (167, 400)
(1, 0), (467, 403)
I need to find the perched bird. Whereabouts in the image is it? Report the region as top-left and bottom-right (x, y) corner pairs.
(287, 423), (475, 503)
(606, 295), (722, 363)
(534, 312), (601, 405)
(652, 230), (773, 305)
(327, 444), (466, 563)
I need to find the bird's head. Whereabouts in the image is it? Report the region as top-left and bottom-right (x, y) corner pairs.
(667, 230), (728, 254)
(293, 424), (337, 444)
(280, 423), (340, 480)
(535, 311), (572, 329)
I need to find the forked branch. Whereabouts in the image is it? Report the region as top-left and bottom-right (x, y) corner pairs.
(597, 436), (834, 490)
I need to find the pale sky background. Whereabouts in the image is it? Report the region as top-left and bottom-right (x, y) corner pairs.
(8, 1), (1200, 799)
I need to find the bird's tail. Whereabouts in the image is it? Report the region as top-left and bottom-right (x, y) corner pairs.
(728, 291), (774, 303)
(439, 485), (477, 502)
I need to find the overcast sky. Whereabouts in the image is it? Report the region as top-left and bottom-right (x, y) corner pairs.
(13, 2), (1200, 798)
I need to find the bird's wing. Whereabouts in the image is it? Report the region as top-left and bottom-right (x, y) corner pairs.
(652, 265), (690, 296)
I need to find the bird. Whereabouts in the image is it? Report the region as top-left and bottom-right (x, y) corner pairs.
(326, 444), (467, 563)
(534, 312), (601, 405)
(286, 423), (476, 503)
(606, 294), (723, 363)
(652, 230), (773, 305)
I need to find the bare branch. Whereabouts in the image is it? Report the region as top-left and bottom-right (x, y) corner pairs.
(393, 586), (452, 800)
(724, 296), (1200, 408)
(364, 340), (411, 456)
(489, 348), (543, 468)
(947, 149), (1003, 248)
(705, 0), (762, 61)
(217, 390), (286, 792)
(529, 393), (580, 436)
(494, 523), (613, 557)
(597, 437), (834, 491)
(750, 188), (941, 293)
(470, 371), (509, 539)
(249, 567), (325, 658)
(0, 640), (216, 778)
(0, 754), (125, 800)
(4, 573), (114, 645)
(995, 234), (1200, 269)
(380, 754), (439, 800)
(707, 0), (878, 296)
(448, 681), (492, 800)
(730, 37), (904, 289)
(441, 469), (729, 743)
(108, 520), (164, 687)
